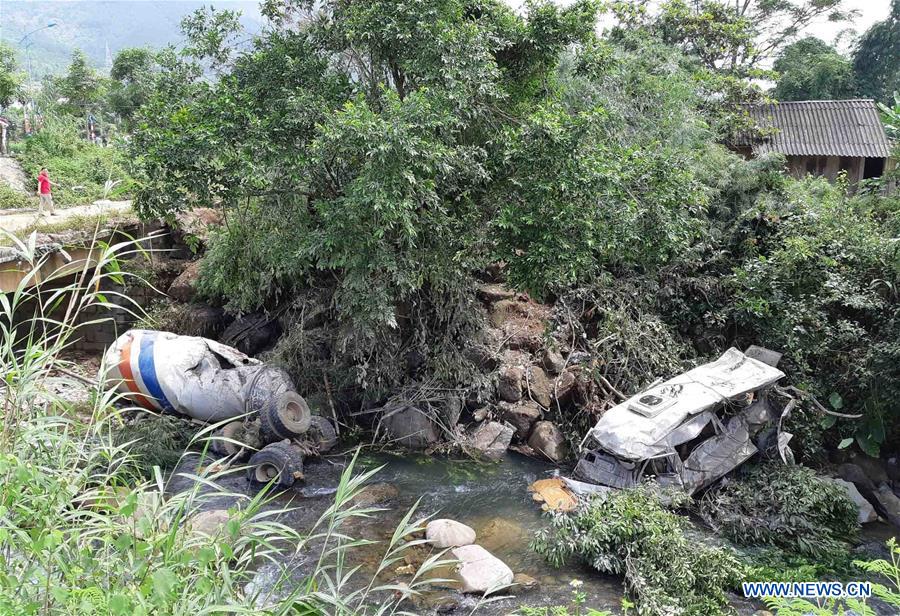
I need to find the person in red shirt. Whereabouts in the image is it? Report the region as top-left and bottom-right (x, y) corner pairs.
(37, 167), (56, 216)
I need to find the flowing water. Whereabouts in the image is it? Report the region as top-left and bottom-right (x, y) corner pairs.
(173, 450), (897, 615)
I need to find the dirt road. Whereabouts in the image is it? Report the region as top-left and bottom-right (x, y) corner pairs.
(0, 156), (29, 193)
(0, 199), (134, 235)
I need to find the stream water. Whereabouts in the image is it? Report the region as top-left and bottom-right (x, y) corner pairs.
(171, 450), (898, 615)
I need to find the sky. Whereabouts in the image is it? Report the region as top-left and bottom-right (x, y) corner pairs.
(504, 0), (893, 54)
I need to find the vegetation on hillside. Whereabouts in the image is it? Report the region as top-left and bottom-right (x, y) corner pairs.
(1, 2), (899, 615)
(120, 0), (900, 458)
(16, 116), (134, 205)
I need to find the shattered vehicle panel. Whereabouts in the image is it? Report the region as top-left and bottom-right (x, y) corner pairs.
(576, 348), (789, 495)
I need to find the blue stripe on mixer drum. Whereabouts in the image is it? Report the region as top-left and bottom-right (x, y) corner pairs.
(138, 333), (175, 413)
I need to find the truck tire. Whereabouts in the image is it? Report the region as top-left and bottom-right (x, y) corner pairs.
(259, 391), (311, 444)
(308, 415), (338, 454)
(247, 441), (304, 488)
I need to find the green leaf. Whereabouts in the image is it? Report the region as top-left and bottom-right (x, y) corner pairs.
(838, 438), (853, 449)
(828, 392), (843, 410)
(151, 567), (177, 601)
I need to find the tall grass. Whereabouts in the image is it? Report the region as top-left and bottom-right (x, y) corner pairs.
(0, 229), (471, 615)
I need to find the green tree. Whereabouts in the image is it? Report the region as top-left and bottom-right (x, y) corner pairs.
(854, 0), (900, 103)
(773, 37), (856, 101)
(107, 48), (156, 126)
(58, 50), (103, 112)
(655, 0), (856, 71)
(0, 43), (24, 109)
(879, 91), (900, 138)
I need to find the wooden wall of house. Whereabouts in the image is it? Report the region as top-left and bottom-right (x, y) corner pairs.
(786, 155), (866, 184)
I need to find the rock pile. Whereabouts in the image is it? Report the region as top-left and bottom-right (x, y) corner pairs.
(375, 275), (584, 463)
(461, 276), (583, 462)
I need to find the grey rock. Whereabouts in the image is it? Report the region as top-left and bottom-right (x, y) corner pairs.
(381, 405), (440, 450)
(528, 421), (568, 463)
(551, 370), (576, 405)
(498, 400), (541, 441)
(541, 349), (566, 374)
(451, 544), (514, 594)
(498, 366), (523, 403)
(825, 477), (878, 524)
(469, 421), (514, 459)
(526, 366), (552, 408)
(426, 519), (477, 548)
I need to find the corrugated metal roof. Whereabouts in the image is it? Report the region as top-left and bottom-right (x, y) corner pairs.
(745, 99), (892, 158)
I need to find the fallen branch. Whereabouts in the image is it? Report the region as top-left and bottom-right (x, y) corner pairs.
(775, 385), (863, 419)
(597, 374), (626, 402)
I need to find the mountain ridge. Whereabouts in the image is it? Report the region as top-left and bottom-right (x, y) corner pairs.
(0, 1), (263, 77)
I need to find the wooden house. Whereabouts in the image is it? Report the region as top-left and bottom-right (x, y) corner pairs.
(734, 99), (893, 185)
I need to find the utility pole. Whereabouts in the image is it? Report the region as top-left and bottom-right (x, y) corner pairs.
(18, 22), (58, 136)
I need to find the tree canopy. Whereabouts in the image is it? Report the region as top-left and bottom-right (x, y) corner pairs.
(0, 44), (24, 109)
(773, 37), (856, 101)
(854, 0), (900, 103)
(57, 50), (103, 112)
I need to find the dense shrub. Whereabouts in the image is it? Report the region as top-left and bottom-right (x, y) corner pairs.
(699, 464), (859, 559)
(0, 183), (32, 209)
(532, 486), (743, 615)
(16, 117), (134, 206)
(725, 177), (900, 457)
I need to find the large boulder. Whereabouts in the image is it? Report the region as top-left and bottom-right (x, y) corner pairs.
(526, 366), (552, 408)
(167, 260), (202, 302)
(541, 349), (566, 375)
(528, 421), (568, 463)
(469, 421), (514, 459)
(497, 366), (523, 403)
(188, 509), (233, 537)
(551, 370), (577, 405)
(426, 519), (477, 548)
(498, 400), (541, 441)
(381, 405), (440, 450)
(825, 478), (878, 524)
(450, 544), (514, 594)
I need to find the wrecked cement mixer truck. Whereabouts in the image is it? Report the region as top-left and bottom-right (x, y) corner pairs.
(104, 329), (336, 488)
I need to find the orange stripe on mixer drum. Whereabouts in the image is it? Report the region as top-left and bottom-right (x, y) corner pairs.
(118, 337), (156, 411)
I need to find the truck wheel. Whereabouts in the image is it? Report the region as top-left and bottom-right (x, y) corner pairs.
(247, 441), (304, 488)
(308, 415), (338, 454)
(259, 391), (311, 444)
(211, 420), (248, 458)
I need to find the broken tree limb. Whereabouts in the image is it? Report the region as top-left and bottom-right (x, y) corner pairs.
(775, 385), (863, 419)
(597, 374), (626, 401)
